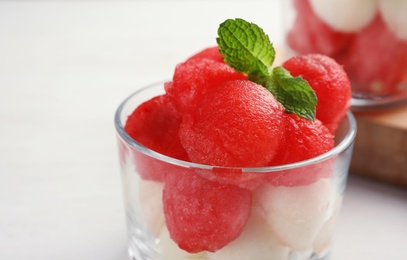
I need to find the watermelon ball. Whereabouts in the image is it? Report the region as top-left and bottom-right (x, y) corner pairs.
(158, 225), (207, 259)
(124, 94), (189, 181)
(206, 213), (290, 259)
(267, 113), (335, 187)
(271, 113), (334, 165)
(186, 46), (225, 63)
(138, 179), (165, 236)
(165, 58), (246, 112)
(282, 54), (351, 134)
(179, 79), (285, 168)
(286, 0), (353, 57)
(335, 14), (407, 96)
(252, 179), (335, 251)
(163, 169), (252, 253)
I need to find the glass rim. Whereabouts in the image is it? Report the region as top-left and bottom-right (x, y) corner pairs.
(114, 81), (357, 173)
(351, 90), (407, 111)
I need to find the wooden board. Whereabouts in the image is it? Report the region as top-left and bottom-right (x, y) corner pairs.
(350, 105), (407, 188)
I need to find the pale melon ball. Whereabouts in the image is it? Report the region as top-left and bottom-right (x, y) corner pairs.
(139, 179), (165, 236)
(313, 195), (344, 255)
(379, 0), (407, 40)
(252, 179), (336, 251)
(309, 0), (377, 32)
(207, 215), (289, 260)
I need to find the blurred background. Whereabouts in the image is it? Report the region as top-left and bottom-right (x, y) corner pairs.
(0, 1), (406, 260)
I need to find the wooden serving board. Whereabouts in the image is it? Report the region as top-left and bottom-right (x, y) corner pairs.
(350, 105), (407, 188)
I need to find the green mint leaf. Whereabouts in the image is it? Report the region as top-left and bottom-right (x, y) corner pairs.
(266, 67), (317, 121)
(216, 18), (317, 121)
(217, 18), (275, 77)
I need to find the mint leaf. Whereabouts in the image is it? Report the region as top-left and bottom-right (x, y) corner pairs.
(217, 18), (275, 78)
(266, 67), (317, 121)
(217, 18), (317, 121)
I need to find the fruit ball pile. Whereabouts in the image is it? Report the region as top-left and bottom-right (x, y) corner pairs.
(124, 46), (350, 253)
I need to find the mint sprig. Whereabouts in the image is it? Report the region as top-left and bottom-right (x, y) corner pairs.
(217, 18), (317, 121)
(266, 67), (317, 120)
(217, 18), (275, 78)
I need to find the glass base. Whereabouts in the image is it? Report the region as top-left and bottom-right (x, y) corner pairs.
(126, 216), (160, 260)
(127, 244), (332, 260)
(288, 250), (330, 260)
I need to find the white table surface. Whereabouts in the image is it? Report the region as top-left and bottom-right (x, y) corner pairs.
(1, 1), (406, 260)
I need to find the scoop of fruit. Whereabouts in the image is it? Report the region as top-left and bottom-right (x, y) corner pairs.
(179, 79), (284, 168)
(313, 195), (343, 255)
(282, 54), (351, 133)
(138, 179), (165, 236)
(163, 169), (252, 253)
(124, 94), (189, 181)
(186, 46), (225, 63)
(157, 226), (207, 259)
(207, 214), (289, 260)
(267, 113), (334, 186)
(270, 113), (334, 165)
(252, 179), (335, 251)
(165, 57), (245, 112)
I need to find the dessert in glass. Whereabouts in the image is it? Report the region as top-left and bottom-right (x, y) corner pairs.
(284, 0), (407, 109)
(115, 19), (357, 260)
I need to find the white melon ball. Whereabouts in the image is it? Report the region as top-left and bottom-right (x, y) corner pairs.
(379, 0), (407, 40)
(157, 226), (207, 260)
(312, 215), (336, 257)
(252, 179), (336, 251)
(313, 195), (344, 255)
(207, 215), (289, 260)
(139, 179), (165, 236)
(309, 0), (378, 32)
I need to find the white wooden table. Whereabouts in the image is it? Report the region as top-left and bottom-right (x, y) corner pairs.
(1, 1), (406, 259)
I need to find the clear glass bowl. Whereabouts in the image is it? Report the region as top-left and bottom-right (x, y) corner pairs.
(282, 0), (407, 110)
(114, 81), (357, 260)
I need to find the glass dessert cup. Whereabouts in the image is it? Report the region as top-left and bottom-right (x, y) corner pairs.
(282, 0), (407, 110)
(114, 82), (357, 260)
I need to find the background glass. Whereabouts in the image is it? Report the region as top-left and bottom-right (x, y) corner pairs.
(283, 0), (407, 110)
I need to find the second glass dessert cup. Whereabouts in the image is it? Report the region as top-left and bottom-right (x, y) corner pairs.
(282, 0), (407, 110)
(115, 82), (357, 260)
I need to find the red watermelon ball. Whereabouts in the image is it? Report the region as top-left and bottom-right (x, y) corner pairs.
(163, 169), (251, 253)
(267, 113), (335, 187)
(282, 54), (351, 134)
(165, 58), (246, 113)
(179, 79), (285, 168)
(185, 46), (225, 63)
(124, 94), (189, 181)
(271, 113), (334, 166)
